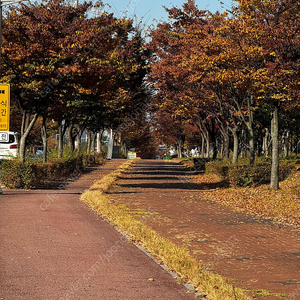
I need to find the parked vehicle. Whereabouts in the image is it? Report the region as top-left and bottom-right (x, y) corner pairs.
(0, 131), (18, 159)
(36, 146), (44, 156)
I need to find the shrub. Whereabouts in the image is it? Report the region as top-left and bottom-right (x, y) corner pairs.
(193, 157), (210, 172)
(228, 161), (295, 187)
(278, 161), (295, 181)
(205, 160), (231, 179)
(0, 153), (105, 189)
(228, 163), (270, 187)
(0, 160), (36, 189)
(205, 159), (295, 187)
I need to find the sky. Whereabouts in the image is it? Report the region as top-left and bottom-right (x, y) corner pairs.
(103, 0), (233, 28)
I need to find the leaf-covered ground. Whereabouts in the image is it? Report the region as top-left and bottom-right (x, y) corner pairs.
(193, 170), (300, 227)
(108, 160), (300, 298)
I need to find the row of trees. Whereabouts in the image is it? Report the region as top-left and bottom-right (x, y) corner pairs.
(3, 0), (300, 190)
(3, 0), (150, 162)
(146, 0), (300, 190)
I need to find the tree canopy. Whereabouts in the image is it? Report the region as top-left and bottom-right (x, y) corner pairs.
(2, 0), (300, 190)
(2, 0), (151, 161)
(147, 0), (300, 189)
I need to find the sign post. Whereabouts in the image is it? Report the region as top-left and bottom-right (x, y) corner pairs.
(0, 83), (9, 131)
(0, 83), (9, 194)
(0, 1), (26, 195)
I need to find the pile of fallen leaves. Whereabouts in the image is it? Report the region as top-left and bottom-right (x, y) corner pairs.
(193, 171), (300, 227)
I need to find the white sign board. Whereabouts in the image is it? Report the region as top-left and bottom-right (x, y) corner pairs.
(0, 132), (9, 142)
(127, 152), (136, 160)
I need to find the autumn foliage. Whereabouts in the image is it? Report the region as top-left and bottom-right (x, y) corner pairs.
(2, 0), (150, 162)
(148, 0), (300, 189)
(2, 0), (300, 189)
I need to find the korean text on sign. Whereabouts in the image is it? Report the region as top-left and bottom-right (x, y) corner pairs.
(0, 84), (10, 131)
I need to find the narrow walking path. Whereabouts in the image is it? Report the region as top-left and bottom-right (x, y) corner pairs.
(111, 159), (300, 300)
(0, 159), (195, 300)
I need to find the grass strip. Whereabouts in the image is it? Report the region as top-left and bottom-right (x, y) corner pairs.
(80, 160), (251, 300)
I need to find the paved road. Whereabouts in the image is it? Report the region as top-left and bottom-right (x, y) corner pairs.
(111, 159), (300, 300)
(0, 160), (195, 300)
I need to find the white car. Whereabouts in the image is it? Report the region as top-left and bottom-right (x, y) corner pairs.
(0, 131), (18, 159)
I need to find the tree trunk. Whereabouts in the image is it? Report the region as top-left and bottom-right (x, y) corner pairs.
(248, 125), (255, 166)
(91, 133), (96, 153)
(205, 132), (210, 158)
(222, 130), (230, 159)
(67, 124), (75, 154)
(58, 121), (64, 158)
(96, 131), (103, 153)
(201, 128), (210, 158)
(263, 128), (269, 157)
(270, 106), (279, 190)
(220, 140), (224, 158)
(19, 135), (27, 163)
(41, 116), (48, 163)
(107, 130), (113, 159)
(231, 126), (239, 164)
(197, 122), (209, 158)
(233, 95), (255, 165)
(283, 130), (289, 157)
(76, 129), (83, 152)
(257, 135), (263, 157)
(247, 96), (255, 165)
(200, 133), (205, 158)
(121, 141), (127, 157)
(212, 140), (218, 160)
(19, 111), (38, 162)
(217, 118), (230, 160)
(86, 129), (92, 153)
(177, 139), (182, 158)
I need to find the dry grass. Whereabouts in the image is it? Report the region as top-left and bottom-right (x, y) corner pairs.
(193, 170), (300, 227)
(81, 159), (251, 300)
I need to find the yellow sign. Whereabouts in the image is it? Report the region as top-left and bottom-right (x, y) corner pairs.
(0, 84), (10, 131)
(127, 152), (136, 160)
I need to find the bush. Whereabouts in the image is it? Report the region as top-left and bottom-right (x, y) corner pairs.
(0, 153), (105, 189)
(228, 162), (295, 187)
(228, 163), (269, 187)
(205, 160), (231, 178)
(206, 160), (295, 187)
(1, 160), (36, 189)
(193, 157), (210, 171)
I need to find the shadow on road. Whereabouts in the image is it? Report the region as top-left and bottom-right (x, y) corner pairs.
(116, 160), (229, 191)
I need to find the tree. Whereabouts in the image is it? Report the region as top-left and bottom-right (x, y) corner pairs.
(3, 0), (151, 161)
(233, 0), (300, 189)
(63, 16), (151, 154)
(148, 0), (213, 158)
(2, 0), (92, 161)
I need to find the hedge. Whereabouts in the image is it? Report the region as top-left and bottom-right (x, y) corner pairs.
(0, 153), (104, 189)
(205, 160), (231, 178)
(205, 160), (295, 187)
